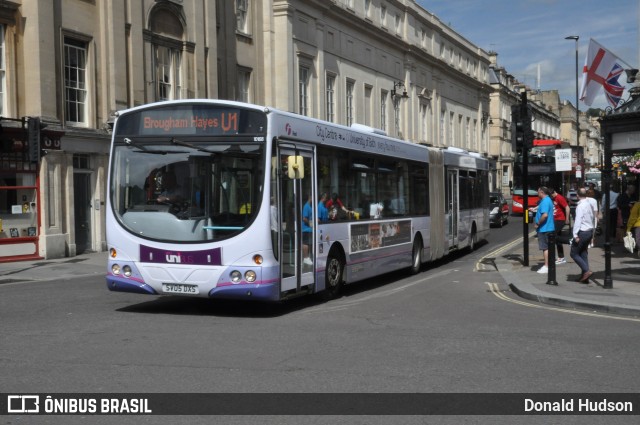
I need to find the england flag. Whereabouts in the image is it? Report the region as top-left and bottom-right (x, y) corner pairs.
(579, 38), (626, 108)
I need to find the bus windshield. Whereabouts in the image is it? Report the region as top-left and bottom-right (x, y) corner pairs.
(110, 139), (264, 242)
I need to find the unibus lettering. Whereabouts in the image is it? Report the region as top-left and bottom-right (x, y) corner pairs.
(166, 254), (181, 263)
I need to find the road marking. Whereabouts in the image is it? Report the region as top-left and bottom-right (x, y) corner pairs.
(475, 231), (537, 272)
(486, 282), (640, 322)
(302, 269), (454, 314)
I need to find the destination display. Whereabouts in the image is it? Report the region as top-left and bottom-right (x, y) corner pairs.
(115, 105), (267, 137)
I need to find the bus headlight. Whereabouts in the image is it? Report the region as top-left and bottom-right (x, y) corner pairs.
(245, 270), (257, 283)
(230, 270), (242, 283)
(123, 265), (132, 277)
(253, 255), (263, 265)
(111, 264), (121, 275)
(110, 248), (117, 258)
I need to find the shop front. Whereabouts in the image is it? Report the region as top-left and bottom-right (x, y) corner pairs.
(0, 117), (64, 262)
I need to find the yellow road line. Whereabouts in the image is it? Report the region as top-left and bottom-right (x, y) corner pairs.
(486, 282), (640, 322)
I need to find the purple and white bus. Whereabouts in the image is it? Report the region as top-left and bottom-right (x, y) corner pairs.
(106, 100), (489, 301)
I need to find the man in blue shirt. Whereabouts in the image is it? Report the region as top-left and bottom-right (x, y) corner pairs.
(302, 194), (313, 266)
(534, 186), (555, 274)
(318, 192), (329, 222)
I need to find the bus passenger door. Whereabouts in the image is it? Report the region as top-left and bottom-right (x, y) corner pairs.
(447, 169), (459, 248)
(277, 144), (315, 295)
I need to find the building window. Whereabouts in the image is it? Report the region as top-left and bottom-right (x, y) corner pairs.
(466, 117), (471, 149)
(299, 66), (309, 116)
(395, 13), (401, 34)
(381, 90), (388, 132)
(420, 104), (428, 143)
(64, 37), (88, 125)
(449, 112), (455, 146)
(502, 165), (510, 186)
(236, 0), (249, 34)
(0, 25), (5, 116)
(364, 0), (371, 18)
(345, 80), (355, 126)
(381, 5), (387, 27)
(237, 69), (251, 102)
(473, 119), (478, 151)
(439, 110), (445, 146)
(364, 85), (372, 126)
(147, 6), (186, 102)
(154, 45), (182, 101)
(73, 154), (90, 170)
(326, 74), (335, 122)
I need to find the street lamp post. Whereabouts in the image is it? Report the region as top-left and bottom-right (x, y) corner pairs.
(391, 81), (409, 137)
(565, 35), (580, 186)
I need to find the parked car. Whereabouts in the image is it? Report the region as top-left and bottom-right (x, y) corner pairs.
(511, 189), (539, 216)
(489, 192), (509, 227)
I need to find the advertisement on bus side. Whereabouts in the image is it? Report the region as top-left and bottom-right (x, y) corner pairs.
(349, 219), (412, 254)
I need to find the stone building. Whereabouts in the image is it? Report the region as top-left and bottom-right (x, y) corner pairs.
(488, 53), (562, 196)
(0, 0), (496, 262)
(0, 0), (220, 262)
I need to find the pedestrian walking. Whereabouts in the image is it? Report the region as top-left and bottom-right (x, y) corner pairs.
(550, 188), (570, 265)
(570, 188), (595, 283)
(618, 185), (637, 230)
(534, 187), (555, 274)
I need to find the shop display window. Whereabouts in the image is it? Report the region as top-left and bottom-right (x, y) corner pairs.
(0, 171), (38, 239)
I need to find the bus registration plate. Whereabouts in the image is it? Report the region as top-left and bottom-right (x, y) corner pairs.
(162, 283), (199, 294)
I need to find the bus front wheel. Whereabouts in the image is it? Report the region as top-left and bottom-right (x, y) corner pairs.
(323, 253), (344, 300)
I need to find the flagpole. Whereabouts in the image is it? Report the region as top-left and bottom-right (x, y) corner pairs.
(565, 35), (581, 186)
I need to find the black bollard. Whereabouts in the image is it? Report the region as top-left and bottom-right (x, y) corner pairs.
(546, 231), (558, 285)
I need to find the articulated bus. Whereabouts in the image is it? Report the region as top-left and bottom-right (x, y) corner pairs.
(106, 100), (489, 302)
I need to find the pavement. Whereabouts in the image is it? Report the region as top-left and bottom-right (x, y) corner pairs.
(0, 252), (106, 284)
(494, 231), (640, 317)
(1, 233), (639, 317)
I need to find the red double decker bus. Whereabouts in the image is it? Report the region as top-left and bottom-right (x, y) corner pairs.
(512, 139), (564, 215)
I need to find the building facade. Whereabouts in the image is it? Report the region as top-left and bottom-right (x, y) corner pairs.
(0, 0), (220, 262)
(0, 0), (521, 262)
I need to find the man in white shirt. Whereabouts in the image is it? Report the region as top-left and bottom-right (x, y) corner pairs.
(570, 188), (595, 283)
(586, 191), (599, 248)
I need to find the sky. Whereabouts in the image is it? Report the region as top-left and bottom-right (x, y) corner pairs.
(416, 0), (639, 111)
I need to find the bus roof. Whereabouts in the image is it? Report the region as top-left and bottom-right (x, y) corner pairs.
(113, 99), (488, 168)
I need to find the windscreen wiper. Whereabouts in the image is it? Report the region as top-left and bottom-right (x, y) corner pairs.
(171, 137), (217, 154)
(123, 137), (186, 155)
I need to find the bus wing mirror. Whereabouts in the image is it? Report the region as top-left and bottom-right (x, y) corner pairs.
(287, 155), (304, 179)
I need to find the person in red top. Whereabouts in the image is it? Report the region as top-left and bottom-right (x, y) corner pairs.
(551, 188), (571, 264)
(326, 193), (351, 220)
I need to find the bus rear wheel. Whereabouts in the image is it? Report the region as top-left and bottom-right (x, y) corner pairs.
(323, 253), (343, 300)
(469, 226), (477, 251)
(410, 237), (422, 274)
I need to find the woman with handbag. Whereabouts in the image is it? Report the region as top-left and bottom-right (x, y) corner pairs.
(626, 201), (640, 255)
